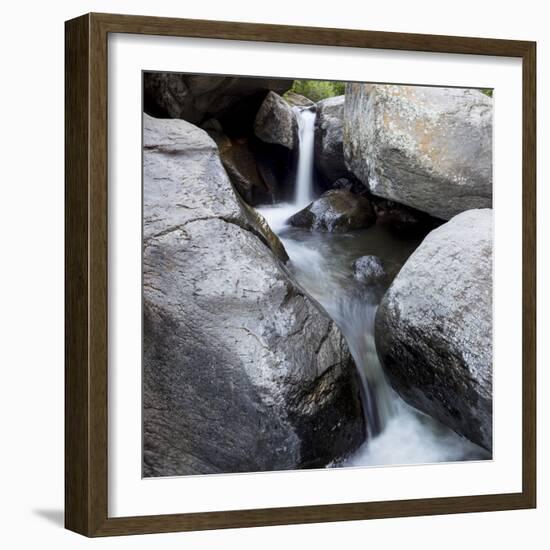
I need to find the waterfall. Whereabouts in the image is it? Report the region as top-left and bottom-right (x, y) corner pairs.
(293, 107), (316, 208)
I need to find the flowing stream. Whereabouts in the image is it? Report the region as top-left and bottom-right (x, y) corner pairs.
(257, 107), (488, 467)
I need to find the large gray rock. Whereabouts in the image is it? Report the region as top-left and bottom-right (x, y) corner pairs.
(314, 95), (350, 184)
(143, 114), (365, 476)
(144, 73), (292, 129)
(343, 84), (493, 220)
(375, 209), (493, 451)
(289, 190), (375, 233)
(254, 91), (298, 150)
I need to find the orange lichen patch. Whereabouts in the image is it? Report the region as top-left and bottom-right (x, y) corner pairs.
(414, 119), (435, 156)
(399, 86), (415, 100)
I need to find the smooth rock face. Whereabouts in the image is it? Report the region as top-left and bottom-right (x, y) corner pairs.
(375, 209), (493, 451)
(314, 95), (350, 184)
(353, 256), (386, 284)
(343, 84), (493, 220)
(289, 190), (375, 233)
(254, 91), (298, 150)
(143, 114), (365, 476)
(144, 73), (292, 129)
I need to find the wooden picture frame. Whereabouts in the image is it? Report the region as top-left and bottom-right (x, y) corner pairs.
(65, 12), (536, 537)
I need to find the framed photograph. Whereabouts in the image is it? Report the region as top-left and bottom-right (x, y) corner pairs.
(65, 13), (536, 537)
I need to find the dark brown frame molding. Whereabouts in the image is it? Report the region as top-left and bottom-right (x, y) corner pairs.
(65, 12), (537, 537)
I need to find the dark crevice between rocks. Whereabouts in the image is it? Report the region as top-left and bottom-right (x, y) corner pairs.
(204, 125), (297, 207)
(370, 197), (445, 239)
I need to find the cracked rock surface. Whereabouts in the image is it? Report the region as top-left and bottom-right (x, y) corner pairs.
(375, 209), (493, 451)
(143, 114), (365, 476)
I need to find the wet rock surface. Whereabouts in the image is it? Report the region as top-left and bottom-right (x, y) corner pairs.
(289, 190), (376, 233)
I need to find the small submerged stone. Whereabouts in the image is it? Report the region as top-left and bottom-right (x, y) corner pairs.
(352, 255), (386, 284)
(289, 190), (375, 232)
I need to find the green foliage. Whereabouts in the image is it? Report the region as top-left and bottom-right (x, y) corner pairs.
(287, 81), (493, 101)
(287, 80), (347, 102)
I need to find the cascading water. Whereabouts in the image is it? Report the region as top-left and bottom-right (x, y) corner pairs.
(256, 107), (488, 467)
(293, 107), (316, 208)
